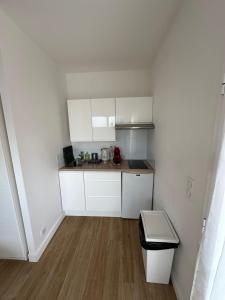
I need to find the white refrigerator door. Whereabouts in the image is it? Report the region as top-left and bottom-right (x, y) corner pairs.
(122, 172), (153, 219)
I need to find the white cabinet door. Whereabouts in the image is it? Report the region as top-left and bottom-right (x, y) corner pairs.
(91, 98), (116, 141)
(84, 171), (121, 213)
(122, 173), (153, 219)
(59, 171), (85, 212)
(67, 99), (92, 142)
(116, 97), (153, 124)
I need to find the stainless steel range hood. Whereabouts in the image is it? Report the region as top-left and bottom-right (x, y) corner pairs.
(115, 123), (155, 130)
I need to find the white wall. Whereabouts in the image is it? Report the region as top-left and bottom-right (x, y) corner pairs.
(66, 69), (152, 99)
(0, 98), (27, 260)
(0, 9), (69, 261)
(150, 0), (225, 299)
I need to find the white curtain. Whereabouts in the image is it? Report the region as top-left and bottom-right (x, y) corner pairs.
(191, 125), (225, 299)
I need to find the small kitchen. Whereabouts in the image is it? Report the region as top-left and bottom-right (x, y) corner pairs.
(59, 96), (155, 219)
(1, 0), (223, 298)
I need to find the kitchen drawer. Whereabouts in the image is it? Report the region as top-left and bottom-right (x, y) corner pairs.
(86, 196), (121, 212)
(84, 171), (121, 181)
(85, 180), (121, 197)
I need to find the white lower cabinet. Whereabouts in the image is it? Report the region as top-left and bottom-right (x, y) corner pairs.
(59, 171), (85, 213)
(59, 171), (121, 217)
(86, 196), (121, 212)
(84, 172), (121, 215)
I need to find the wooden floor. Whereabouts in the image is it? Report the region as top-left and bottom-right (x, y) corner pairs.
(0, 217), (177, 300)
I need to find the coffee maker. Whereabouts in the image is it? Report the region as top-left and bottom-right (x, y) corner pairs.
(113, 147), (121, 164)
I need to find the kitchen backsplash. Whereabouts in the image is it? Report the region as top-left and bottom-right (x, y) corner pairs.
(72, 129), (149, 160)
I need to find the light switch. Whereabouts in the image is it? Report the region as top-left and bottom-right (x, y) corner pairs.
(186, 176), (194, 200)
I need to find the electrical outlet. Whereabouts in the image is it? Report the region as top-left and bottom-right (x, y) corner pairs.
(186, 176), (194, 200)
(40, 227), (46, 237)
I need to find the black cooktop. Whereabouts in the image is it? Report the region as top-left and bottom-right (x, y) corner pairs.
(128, 160), (148, 169)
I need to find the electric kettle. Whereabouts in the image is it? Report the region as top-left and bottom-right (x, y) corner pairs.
(101, 148), (110, 163)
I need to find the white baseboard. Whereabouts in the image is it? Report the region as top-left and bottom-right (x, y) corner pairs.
(64, 210), (121, 218)
(171, 273), (185, 300)
(28, 214), (64, 262)
(0, 255), (27, 261)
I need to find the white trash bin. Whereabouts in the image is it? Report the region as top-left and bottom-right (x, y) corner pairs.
(139, 210), (179, 284)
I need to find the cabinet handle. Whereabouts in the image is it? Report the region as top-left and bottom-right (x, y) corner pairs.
(136, 174), (141, 176)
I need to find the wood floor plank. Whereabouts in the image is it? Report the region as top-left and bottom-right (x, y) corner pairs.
(33, 217), (86, 300)
(0, 217), (177, 300)
(0, 261), (32, 299)
(57, 217), (102, 300)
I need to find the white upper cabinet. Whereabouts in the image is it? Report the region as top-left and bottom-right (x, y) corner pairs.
(91, 98), (116, 141)
(116, 97), (153, 124)
(68, 99), (92, 142)
(67, 98), (115, 142)
(67, 97), (152, 142)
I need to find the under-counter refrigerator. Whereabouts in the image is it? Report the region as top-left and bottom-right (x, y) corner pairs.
(122, 172), (153, 219)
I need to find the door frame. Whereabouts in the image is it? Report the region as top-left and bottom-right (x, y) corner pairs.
(0, 51), (35, 258)
(201, 72), (225, 222)
(0, 95), (28, 259)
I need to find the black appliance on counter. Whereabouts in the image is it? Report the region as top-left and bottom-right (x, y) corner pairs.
(91, 152), (98, 161)
(63, 146), (75, 166)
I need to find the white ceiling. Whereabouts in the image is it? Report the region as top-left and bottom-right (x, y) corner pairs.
(0, 0), (180, 72)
